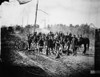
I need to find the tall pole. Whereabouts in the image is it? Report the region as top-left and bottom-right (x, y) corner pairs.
(34, 0), (39, 32)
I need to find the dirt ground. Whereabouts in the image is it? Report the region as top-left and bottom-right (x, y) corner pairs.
(10, 48), (94, 77)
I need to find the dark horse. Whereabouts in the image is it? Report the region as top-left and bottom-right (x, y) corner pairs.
(78, 37), (90, 54)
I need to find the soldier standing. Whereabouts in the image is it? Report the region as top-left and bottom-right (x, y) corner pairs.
(71, 35), (78, 56)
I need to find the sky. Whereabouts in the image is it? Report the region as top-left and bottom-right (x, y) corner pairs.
(0, 0), (100, 28)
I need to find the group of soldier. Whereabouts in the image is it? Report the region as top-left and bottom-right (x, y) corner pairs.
(27, 31), (86, 58)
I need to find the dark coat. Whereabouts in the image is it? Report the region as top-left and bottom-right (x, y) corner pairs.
(71, 37), (78, 49)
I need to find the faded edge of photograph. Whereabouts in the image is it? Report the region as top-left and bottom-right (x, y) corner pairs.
(0, 0), (100, 77)
(93, 29), (100, 75)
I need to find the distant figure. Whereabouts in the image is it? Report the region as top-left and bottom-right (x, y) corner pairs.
(67, 33), (73, 54)
(27, 34), (32, 50)
(71, 35), (78, 55)
(38, 36), (44, 52)
(46, 36), (54, 56)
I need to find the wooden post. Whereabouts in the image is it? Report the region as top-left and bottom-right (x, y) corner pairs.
(34, 0), (39, 32)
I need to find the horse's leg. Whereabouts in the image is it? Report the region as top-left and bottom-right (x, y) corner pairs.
(83, 44), (86, 54)
(46, 47), (49, 56)
(67, 44), (70, 55)
(74, 47), (78, 55)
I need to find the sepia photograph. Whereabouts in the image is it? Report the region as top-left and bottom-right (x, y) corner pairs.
(0, 0), (100, 77)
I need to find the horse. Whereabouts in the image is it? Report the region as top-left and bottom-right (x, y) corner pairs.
(77, 37), (90, 54)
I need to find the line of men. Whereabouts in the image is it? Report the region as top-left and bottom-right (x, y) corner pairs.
(27, 31), (84, 58)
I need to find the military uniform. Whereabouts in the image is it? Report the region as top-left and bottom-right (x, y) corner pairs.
(71, 36), (78, 55)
